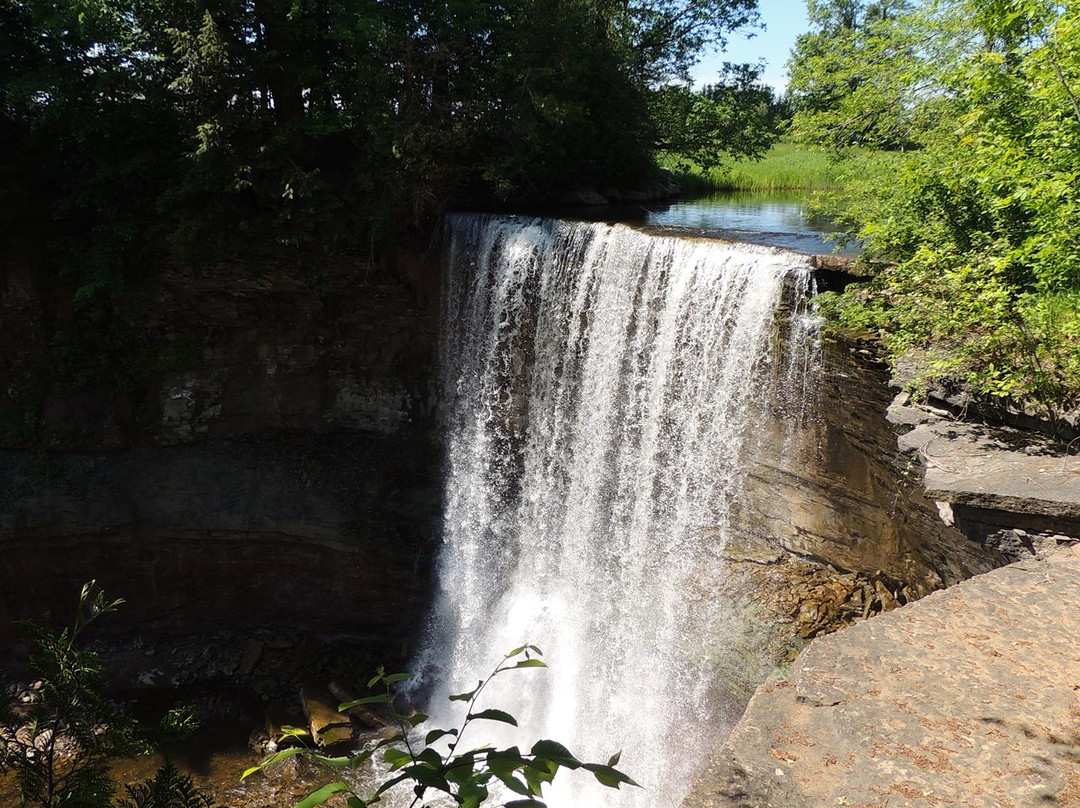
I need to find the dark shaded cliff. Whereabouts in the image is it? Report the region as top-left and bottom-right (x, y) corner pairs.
(0, 248), (441, 641)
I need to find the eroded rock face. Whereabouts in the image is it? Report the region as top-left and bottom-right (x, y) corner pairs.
(1, 253), (439, 451)
(683, 546), (1080, 808)
(0, 432), (438, 641)
(0, 250), (440, 640)
(727, 337), (1002, 599)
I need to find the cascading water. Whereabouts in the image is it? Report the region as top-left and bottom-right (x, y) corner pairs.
(417, 214), (819, 808)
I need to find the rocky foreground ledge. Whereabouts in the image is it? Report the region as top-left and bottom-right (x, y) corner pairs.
(683, 544), (1080, 808)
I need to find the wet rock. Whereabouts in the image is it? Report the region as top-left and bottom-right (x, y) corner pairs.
(561, 189), (609, 206)
(239, 639), (265, 677)
(730, 340), (997, 599)
(249, 726), (277, 756)
(299, 681), (355, 747)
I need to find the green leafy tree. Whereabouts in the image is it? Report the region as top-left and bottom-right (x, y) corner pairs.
(812, 0), (1080, 425)
(787, 0), (934, 149)
(651, 61), (782, 170)
(243, 646), (637, 808)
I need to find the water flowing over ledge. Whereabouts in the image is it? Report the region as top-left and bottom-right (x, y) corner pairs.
(415, 215), (820, 808)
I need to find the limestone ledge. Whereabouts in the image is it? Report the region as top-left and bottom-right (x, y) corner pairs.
(685, 390), (1080, 808)
(684, 546), (1080, 808)
(888, 393), (1080, 557)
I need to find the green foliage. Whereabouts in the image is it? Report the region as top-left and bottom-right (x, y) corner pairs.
(2, 0), (764, 280)
(115, 761), (214, 808)
(0, 582), (210, 808)
(1, 0), (770, 400)
(243, 647), (637, 808)
(0, 394), (40, 446)
(787, 0), (940, 149)
(651, 62), (783, 171)
(49, 303), (202, 392)
(796, 0), (1080, 423)
(0, 582), (135, 808)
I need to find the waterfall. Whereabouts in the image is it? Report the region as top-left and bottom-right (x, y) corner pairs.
(418, 214), (818, 808)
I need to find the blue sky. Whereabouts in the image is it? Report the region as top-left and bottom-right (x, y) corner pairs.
(690, 0), (810, 92)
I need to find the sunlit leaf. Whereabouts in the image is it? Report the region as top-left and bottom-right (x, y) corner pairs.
(294, 781), (351, 808)
(241, 747), (306, 780)
(466, 709), (518, 726)
(339, 694), (390, 710)
(583, 763), (639, 788)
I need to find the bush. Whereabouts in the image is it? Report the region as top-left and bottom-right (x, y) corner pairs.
(243, 647), (637, 808)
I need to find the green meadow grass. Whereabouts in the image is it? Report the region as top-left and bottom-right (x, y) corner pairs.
(661, 142), (847, 193)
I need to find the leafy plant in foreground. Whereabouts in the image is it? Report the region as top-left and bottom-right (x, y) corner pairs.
(243, 646), (637, 808)
(0, 582), (205, 808)
(0, 582), (137, 808)
(115, 760), (214, 808)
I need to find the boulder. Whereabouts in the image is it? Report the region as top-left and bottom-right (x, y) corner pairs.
(300, 681), (355, 747)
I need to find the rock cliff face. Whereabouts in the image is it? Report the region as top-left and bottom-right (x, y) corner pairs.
(0, 236), (1003, 648)
(3, 252), (439, 449)
(0, 250), (441, 641)
(725, 335), (1001, 596)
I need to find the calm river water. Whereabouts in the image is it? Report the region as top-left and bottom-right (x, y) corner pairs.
(636, 191), (856, 256)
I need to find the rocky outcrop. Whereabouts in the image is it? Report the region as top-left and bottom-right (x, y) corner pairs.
(687, 343), (1080, 808)
(1, 253), (439, 450)
(683, 545), (1080, 808)
(0, 249), (441, 639)
(889, 394), (1080, 559)
(727, 337), (1001, 598)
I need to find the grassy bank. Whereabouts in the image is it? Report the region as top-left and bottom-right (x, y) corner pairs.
(661, 142), (845, 193)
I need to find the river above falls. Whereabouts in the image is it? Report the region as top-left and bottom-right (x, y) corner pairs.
(632, 191), (857, 256)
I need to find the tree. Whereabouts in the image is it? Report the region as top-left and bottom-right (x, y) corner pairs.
(2, 0), (766, 272)
(0, 0), (767, 409)
(0, 583), (135, 807)
(0, 582), (203, 808)
(787, 0), (930, 149)
(650, 61), (782, 169)
(813, 0), (1080, 424)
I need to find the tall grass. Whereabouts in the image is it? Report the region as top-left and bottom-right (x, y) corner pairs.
(660, 142), (846, 193)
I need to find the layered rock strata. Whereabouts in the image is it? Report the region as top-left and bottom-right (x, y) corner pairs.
(0, 252), (439, 639)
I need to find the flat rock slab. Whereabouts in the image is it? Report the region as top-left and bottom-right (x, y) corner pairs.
(684, 546), (1080, 808)
(889, 401), (1080, 520)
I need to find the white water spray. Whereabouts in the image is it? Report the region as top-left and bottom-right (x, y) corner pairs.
(419, 214), (818, 808)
